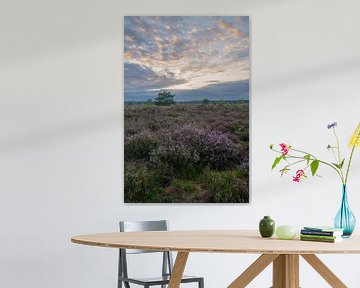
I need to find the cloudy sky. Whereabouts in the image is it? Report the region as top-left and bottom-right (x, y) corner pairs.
(124, 16), (249, 102)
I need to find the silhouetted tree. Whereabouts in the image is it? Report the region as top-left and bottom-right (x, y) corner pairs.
(154, 90), (175, 106)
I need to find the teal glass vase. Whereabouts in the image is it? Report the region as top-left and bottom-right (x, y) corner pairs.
(334, 185), (356, 237)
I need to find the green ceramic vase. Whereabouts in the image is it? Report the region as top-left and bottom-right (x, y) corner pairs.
(259, 216), (275, 238)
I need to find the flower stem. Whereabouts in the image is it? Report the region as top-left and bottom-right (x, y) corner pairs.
(290, 148), (344, 183)
(284, 159), (306, 168)
(330, 148), (338, 164)
(332, 128), (345, 182)
(271, 149), (344, 182)
(316, 159), (344, 182)
(333, 128), (342, 164)
(291, 148), (317, 159)
(333, 127), (346, 184)
(345, 146), (356, 185)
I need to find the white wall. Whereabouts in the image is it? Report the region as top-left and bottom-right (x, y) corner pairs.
(1, 0), (360, 287)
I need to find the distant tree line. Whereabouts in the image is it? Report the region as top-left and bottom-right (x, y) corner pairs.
(149, 90), (231, 106)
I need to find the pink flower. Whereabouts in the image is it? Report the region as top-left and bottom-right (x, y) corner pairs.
(293, 170), (306, 182)
(279, 143), (289, 155)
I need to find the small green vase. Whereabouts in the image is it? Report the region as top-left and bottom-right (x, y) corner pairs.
(259, 216), (275, 238)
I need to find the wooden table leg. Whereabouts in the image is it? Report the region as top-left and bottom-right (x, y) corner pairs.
(288, 255), (299, 288)
(168, 252), (189, 288)
(301, 254), (347, 288)
(272, 254), (299, 288)
(228, 254), (279, 288)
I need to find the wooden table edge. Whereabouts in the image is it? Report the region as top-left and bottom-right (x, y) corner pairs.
(71, 231), (357, 288)
(71, 237), (360, 254)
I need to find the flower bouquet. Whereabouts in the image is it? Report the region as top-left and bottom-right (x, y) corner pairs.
(270, 122), (360, 237)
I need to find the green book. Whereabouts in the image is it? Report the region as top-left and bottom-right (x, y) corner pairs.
(300, 234), (340, 240)
(300, 235), (342, 243)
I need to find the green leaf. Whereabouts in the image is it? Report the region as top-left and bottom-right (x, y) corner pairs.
(271, 156), (282, 170)
(332, 163), (341, 169)
(310, 160), (319, 176)
(270, 144), (274, 149)
(332, 159), (345, 169)
(304, 154), (311, 164)
(339, 158), (345, 169)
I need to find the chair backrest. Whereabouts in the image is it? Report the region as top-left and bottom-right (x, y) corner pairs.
(119, 220), (169, 254)
(118, 220), (173, 284)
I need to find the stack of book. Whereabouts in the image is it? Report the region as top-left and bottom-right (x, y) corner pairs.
(300, 226), (344, 243)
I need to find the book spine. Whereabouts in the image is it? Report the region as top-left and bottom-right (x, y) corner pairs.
(300, 234), (341, 239)
(300, 237), (337, 243)
(300, 234), (337, 240)
(301, 230), (336, 236)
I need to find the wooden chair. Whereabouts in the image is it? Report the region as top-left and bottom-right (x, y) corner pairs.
(118, 220), (204, 288)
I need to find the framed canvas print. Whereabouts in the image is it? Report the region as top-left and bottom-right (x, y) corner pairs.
(124, 16), (249, 203)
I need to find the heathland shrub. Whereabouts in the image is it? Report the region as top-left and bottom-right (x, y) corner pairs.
(201, 168), (249, 203)
(169, 124), (238, 170)
(151, 142), (202, 179)
(164, 179), (202, 202)
(150, 124), (238, 179)
(124, 130), (159, 160)
(124, 163), (162, 202)
(234, 127), (249, 142)
(124, 103), (250, 203)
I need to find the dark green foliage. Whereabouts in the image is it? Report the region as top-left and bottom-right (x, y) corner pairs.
(164, 179), (203, 203)
(200, 169), (249, 203)
(124, 130), (159, 160)
(202, 98), (210, 104)
(154, 90), (175, 106)
(310, 160), (319, 176)
(124, 163), (163, 202)
(234, 127), (249, 142)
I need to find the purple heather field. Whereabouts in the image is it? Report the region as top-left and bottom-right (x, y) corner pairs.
(124, 102), (249, 203)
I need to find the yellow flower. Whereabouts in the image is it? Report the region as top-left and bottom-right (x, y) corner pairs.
(349, 122), (360, 147)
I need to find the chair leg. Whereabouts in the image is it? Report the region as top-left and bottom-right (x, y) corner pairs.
(198, 278), (204, 288)
(118, 279), (130, 288)
(118, 249), (122, 288)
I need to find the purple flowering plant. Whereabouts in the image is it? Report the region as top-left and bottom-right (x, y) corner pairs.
(152, 124), (237, 171)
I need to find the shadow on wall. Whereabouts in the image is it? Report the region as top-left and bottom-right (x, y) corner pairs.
(0, 0), (122, 65)
(0, 113), (122, 154)
(257, 57), (360, 92)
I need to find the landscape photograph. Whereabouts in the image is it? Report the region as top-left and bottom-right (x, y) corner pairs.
(124, 16), (250, 203)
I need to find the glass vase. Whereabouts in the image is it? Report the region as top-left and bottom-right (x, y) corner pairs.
(334, 185), (356, 237)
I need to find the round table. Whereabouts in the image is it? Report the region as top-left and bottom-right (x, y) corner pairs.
(72, 230), (360, 288)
